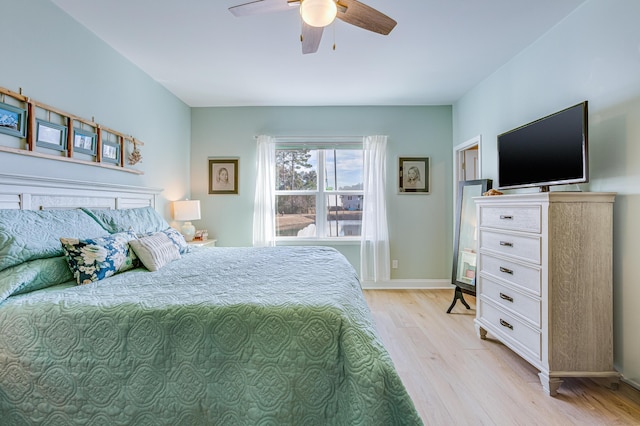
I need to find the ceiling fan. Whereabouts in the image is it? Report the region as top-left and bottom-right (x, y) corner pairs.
(229, 0), (397, 54)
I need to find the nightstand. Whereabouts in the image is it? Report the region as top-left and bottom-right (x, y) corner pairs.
(187, 239), (217, 248)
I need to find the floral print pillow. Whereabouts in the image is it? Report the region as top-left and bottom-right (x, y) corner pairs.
(60, 231), (138, 285)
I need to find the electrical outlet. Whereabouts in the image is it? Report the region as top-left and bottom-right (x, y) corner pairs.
(392, 259), (398, 269)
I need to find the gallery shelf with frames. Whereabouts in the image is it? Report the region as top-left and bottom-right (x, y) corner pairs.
(0, 85), (144, 174)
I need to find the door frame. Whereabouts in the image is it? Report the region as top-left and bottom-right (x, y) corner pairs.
(453, 135), (482, 224)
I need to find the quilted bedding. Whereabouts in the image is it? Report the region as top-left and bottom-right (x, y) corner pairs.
(0, 246), (422, 425)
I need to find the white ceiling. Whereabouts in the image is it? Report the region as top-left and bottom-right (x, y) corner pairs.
(51, 0), (586, 107)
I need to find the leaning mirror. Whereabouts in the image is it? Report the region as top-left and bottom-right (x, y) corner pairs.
(447, 179), (492, 313)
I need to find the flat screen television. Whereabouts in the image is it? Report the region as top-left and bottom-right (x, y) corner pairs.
(497, 101), (588, 192)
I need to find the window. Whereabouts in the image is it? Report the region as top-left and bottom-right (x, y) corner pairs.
(275, 146), (363, 239)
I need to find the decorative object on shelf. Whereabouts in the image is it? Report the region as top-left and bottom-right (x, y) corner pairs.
(483, 188), (503, 196)
(448, 178), (492, 314)
(35, 119), (67, 152)
(0, 85), (145, 175)
(73, 127), (97, 155)
(209, 158), (239, 195)
(194, 229), (209, 241)
(0, 100), (27, 138)
(128, 138), (142, 165)
(173, 199), (201, 242)
(398, 157), (430, 194)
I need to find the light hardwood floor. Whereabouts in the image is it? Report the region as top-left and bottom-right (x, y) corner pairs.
(363, 289), (640, 425)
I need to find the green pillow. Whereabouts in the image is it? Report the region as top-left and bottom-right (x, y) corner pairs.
(0, 209), (108, 272)
(0, 256), (74, 303)
(81, 206), (169, 235)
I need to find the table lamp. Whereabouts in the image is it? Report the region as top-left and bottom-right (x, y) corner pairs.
(173, 199), (201, 242)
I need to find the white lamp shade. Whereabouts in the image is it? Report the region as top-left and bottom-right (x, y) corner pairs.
(300, 0), (337, 28)
(173, 200), (201, 221)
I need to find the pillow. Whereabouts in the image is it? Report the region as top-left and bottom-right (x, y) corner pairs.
(129, 232), (181, 271)
(0, 257), (74, 303)
(162, 227), (191, 255)
(139, 227), (191, 255)
(81, 206), (170, 235)
(0, 209), (109, 273)
(60, 231), (138, 285)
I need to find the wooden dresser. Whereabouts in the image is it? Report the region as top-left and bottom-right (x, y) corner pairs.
(474, 192), (619, 395)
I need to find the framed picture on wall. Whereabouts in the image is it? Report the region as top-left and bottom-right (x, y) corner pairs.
(209, 158), (238, 194)
(35, 119), (67, 151)
(73, 128), (97, 155)
(102, 141), (121, 164)
(0, 101), (27, 138)
(398, 157), (430, 194)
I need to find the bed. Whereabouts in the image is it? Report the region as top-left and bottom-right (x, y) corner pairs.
(0, 174), (422, 425)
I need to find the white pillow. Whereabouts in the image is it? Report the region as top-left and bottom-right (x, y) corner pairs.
(129, 232), (180, 272)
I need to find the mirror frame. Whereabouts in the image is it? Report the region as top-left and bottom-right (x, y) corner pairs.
(451, 179), (492, 294)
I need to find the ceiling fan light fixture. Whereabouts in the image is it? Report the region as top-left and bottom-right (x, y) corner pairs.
(300, 0), (337, 28)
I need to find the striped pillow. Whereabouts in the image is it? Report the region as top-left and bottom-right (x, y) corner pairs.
(129, 232), (180, 272)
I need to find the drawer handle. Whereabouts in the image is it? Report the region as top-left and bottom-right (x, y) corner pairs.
(499, 266), (514, 275)
(500, 215), (514, 220)
(499, 293), (514, 302)
(500, 319), (514, 330)
(499, 241), (513, 247)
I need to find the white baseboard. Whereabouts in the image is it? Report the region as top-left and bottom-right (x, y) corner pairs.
(622, 376), (640, 392)
(361, 278), (455, 290)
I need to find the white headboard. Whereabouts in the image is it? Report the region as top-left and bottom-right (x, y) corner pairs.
(0, 173), (162, 210)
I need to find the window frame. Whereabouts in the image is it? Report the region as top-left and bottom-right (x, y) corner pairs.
(274, 140), (364, 242)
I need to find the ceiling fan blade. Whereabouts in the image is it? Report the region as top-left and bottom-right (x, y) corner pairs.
(336, 0), (397, 35)
(229, 0), (293, 17)
(301, 22), (323, 54)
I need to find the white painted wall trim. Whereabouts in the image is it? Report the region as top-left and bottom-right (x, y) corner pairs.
(453, 135), (483, 178)
(453, 135), (483, 212)
(622, 377), (640, 392)
(361, 278), (454, 290)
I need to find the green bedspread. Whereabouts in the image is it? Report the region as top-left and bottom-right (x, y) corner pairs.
(0, 246), (422, 425)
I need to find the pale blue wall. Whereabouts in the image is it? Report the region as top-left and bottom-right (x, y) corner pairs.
(0, 0), (191, 218)
(190, 106), (453, 280)
(453, 0), (640, 388)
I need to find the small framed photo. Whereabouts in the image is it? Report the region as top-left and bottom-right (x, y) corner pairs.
(0, 102), (27, 138)
(209, 158), (238, 194)
(73, 128), (97, 155)
(398, 157), (430, 194)
(35, 119), (67, 151)
(102, 141), (121, 164)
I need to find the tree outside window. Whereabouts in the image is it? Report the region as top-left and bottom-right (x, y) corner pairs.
(275, 148), (363, 238)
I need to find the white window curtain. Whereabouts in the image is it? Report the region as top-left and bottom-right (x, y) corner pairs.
(360, 135), (390, 283)
(252, 135), (276, 247)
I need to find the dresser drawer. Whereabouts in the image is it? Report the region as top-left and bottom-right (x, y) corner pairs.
(480, 253), (541, 295)
(480, 276), (541, 327)
(478, 300), (541, 361)
(479, 230), (541, 264)
(479, 205), (541, 233)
